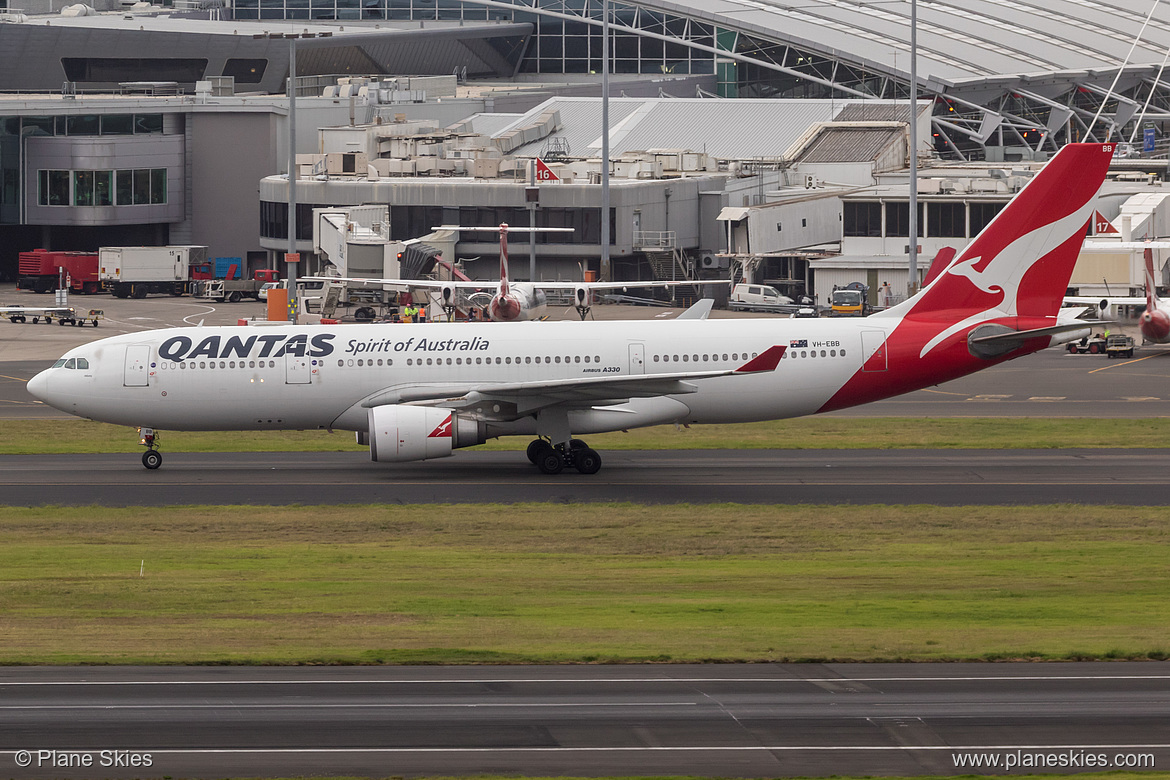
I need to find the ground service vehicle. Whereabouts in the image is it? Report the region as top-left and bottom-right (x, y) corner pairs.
(99, 246), (208, 298)
(199, 269), (281, 302)
(830, 283), (872, 317)
(2, 306), (102, 326)
(17, 250), (101, 294)
(728, 283), (795, 313)
(1106, 334), (1136, 358)
(1066, 334), (1108, 354)
(29, 144), (1117, 475)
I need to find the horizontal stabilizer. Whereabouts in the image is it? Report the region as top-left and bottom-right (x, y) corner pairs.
(968, 321), (1106, 358)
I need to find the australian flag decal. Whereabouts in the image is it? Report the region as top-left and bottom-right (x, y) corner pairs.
(789, 339), (808, 348)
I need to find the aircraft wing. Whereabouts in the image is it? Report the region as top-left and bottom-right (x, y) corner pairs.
(1063, 295), (1147, 307)
(534, 280), (732, 291)
(299, 275), (495, 291)
(359, 346), (786, 420)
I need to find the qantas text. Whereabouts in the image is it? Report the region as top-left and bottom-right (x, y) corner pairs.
(157, 333), (494, 362)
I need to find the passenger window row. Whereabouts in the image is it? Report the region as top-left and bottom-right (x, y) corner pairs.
(654, 352), (759, 363)
(784, 349), (845, 359)
(157, 360), (278, 370)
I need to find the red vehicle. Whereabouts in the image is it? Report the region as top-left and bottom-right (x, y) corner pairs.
(18, 249), (101, 294)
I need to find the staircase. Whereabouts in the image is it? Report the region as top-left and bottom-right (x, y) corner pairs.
(635, 231), (700, 305)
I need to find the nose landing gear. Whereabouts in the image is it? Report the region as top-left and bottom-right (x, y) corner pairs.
(526, 438), (602, 475)
(138, 427), (162, 470)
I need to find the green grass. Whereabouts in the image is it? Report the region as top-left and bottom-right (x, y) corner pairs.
(2, 503), (1168, 665)
(4, 417), (1170, 454)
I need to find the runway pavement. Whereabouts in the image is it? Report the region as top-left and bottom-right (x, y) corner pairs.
(3, 448), (1170, 505)
(1, 663), (1166, 778)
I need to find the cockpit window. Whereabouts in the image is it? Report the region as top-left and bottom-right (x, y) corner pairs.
(75, 358), (89, 370)
(52, 359), (67, 368)
(64, 358), (76, 369)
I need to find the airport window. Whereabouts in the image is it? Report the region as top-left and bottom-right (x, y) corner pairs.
(39, 170), (70, 206)
(843, 201), (881, 237)
(222, 58), (268, 84)
(150, 169), (167, 204)
(133, 169), (150, 204)
(928, 202), (965, 238)
(116, 170), (133, 205)
(65, 115), (100, 136)
(100, 114), (134, 135)
(73, 171), (94, 206)
(885, 202), (924, 238)
(969, 202), (1003, 236)
(95, 171), (112, 206)
(62, 58), (207, 84)
(135, 114), (164, 134)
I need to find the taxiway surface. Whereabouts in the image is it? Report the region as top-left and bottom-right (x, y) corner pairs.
(3, 448), (1169, 505)
(1, 663), (1166, 778)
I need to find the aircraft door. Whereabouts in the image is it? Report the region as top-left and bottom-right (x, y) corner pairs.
(285, 354), (312, 384)
(628, 343), (645, 374)
(123, 344), (150, 387)
(861, 330), (888, 372)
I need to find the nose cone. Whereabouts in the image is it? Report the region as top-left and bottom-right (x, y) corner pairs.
(27, 369), (51, 403)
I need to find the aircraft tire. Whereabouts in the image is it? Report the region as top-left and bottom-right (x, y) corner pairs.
(574, 448), (602, 475)
(536, 450), (564, 475)
(142, 450), (162, 470)
(569, 439), (587, 450)
(526, 439), (551, 464)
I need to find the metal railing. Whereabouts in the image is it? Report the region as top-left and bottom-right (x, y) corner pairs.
(632, 230), (675, 250)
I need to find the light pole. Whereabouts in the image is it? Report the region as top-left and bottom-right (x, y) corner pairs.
(908, 0), (918, 298)
(600, 0), (610, 282)
(286, 34), (299, 322)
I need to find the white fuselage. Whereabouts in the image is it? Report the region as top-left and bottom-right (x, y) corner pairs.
(30, 317), (897, 437)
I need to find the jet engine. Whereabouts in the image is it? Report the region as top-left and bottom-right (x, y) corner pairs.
(1141, 307), (1170, 343)
(367, 405), (486, 463)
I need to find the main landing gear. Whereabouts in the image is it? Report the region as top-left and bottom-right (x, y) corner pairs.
(526, 438), (602, 475)
(138, 427), (162, 470)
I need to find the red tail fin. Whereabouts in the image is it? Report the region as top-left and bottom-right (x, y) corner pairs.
(498, 222), (510, 298)
(922, 247), (956, 286)
(895, 143), (1112, 322)
(1145, 248), (1158, 312)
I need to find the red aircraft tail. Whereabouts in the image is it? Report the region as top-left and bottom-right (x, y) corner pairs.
(895, 143), (1113, 323)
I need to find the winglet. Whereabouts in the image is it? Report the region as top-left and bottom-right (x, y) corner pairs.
(734, 345), (786, 373)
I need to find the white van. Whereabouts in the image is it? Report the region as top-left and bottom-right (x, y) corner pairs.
(728, 283), (794, 312)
